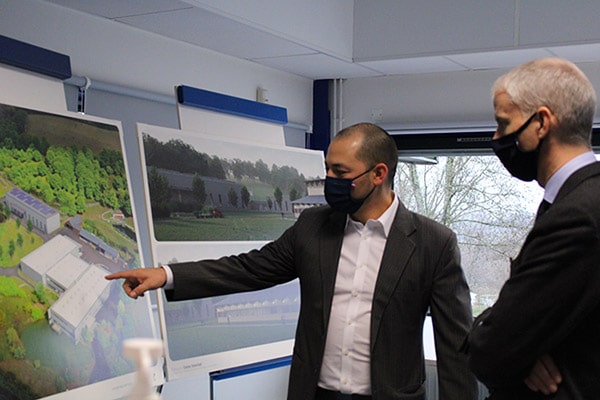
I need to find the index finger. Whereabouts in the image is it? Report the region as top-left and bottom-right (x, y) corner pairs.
(105, 271), (132, 280)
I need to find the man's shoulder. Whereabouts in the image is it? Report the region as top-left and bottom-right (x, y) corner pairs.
(289, 205), (344, 237)
(559, 161), (600, 204)
(297, 204), (333, 220)
(397, 203), (454, 237)
(573, 160), (600, 180)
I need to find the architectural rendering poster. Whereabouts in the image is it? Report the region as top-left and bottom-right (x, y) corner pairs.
(0, 103), (157, 399)
(137, 123), (325, 379)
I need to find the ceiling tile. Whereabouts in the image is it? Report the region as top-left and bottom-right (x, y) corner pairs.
(518, 1), (600, 46)
(447, 48), (554, 70)
(357, 56), (467, 75)
(45, 0), (192, 19)
(116, 7), (316, 60)
(547, 43), (600, 63)
(256, 53), (379, 79)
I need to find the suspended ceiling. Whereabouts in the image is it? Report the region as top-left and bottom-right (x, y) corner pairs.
(41, 0), (600, 80)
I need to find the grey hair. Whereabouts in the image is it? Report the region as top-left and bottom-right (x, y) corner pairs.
(492, 57), (596, 145)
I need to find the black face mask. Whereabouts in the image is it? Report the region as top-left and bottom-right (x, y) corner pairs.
(324, 167), (375, 214)
(490, 113), (539, 182)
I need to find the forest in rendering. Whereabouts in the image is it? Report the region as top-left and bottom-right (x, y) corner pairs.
(144, 133), (309, 215)
(0, 105), (131, 217)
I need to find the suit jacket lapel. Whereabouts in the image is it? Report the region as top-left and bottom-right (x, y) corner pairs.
(319, 211), (346, 330)
(553, 161), (600, 204)
(370, 202), (416, 349)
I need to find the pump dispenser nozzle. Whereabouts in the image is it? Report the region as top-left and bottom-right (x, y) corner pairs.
(123, 338), (163, 400)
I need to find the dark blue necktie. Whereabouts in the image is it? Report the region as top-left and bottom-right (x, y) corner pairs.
(536, 200), (551, 218)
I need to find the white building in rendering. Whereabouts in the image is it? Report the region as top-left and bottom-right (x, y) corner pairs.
(5, 187), (60, 234)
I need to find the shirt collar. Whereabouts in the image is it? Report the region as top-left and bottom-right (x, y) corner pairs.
(378, 194), (399, 237)
(346, 194), (398, 238)
(544, 151), (596, 203)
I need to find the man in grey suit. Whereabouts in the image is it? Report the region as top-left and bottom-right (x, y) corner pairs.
(467, 58), (600, 399)
(107, 122), (478, 400)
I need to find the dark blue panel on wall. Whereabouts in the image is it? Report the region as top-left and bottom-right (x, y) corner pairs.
(177, 85), (288, 125)
(310, 79), (330, 152)
(0, 35), (71, 80)
(210, 355), (292, 381)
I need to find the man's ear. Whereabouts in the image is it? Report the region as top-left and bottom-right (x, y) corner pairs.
(373, 163), (388, 185)
(536, 106), (554, 139)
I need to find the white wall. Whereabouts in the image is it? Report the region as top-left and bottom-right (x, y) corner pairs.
(0, 0), (313, 126)
(342, 68), (502, 128)
(341, 62), (600, 129)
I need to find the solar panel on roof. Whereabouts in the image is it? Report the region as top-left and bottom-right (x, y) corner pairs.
(8, 187), (58, 216)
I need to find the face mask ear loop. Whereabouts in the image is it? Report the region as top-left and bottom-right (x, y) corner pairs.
(350, 166), (376, 188)
(511, 112), (538, 148)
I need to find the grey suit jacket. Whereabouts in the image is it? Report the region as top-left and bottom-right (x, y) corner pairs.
(166, 200), (478, 400)
(468, 162), (600, 399)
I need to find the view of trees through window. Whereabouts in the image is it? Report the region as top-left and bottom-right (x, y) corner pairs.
(394, 155), (544, 315)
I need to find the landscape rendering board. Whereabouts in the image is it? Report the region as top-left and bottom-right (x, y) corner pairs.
(137, 124), (325, 380)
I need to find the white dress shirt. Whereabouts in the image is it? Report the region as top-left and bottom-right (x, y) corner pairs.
(318, 195), (399, 395)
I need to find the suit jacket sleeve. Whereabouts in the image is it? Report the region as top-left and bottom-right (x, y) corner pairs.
(467, 202), (600, 388)
(429, 229), (479, 399)
(163, 212), (303, 301)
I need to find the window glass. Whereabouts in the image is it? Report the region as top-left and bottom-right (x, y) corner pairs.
(394, 155), (544, 315)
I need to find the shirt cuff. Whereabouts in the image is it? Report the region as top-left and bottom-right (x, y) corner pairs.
(161, 265), (174, 290)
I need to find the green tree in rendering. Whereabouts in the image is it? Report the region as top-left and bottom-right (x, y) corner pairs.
(274, 187), (283, 210)
(148, 166), (171, 218)
(289, 187), (299, 202)
(240, 186), (250, 208)
(192, 174), (206, 211)
(228, 187), (238, 207)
